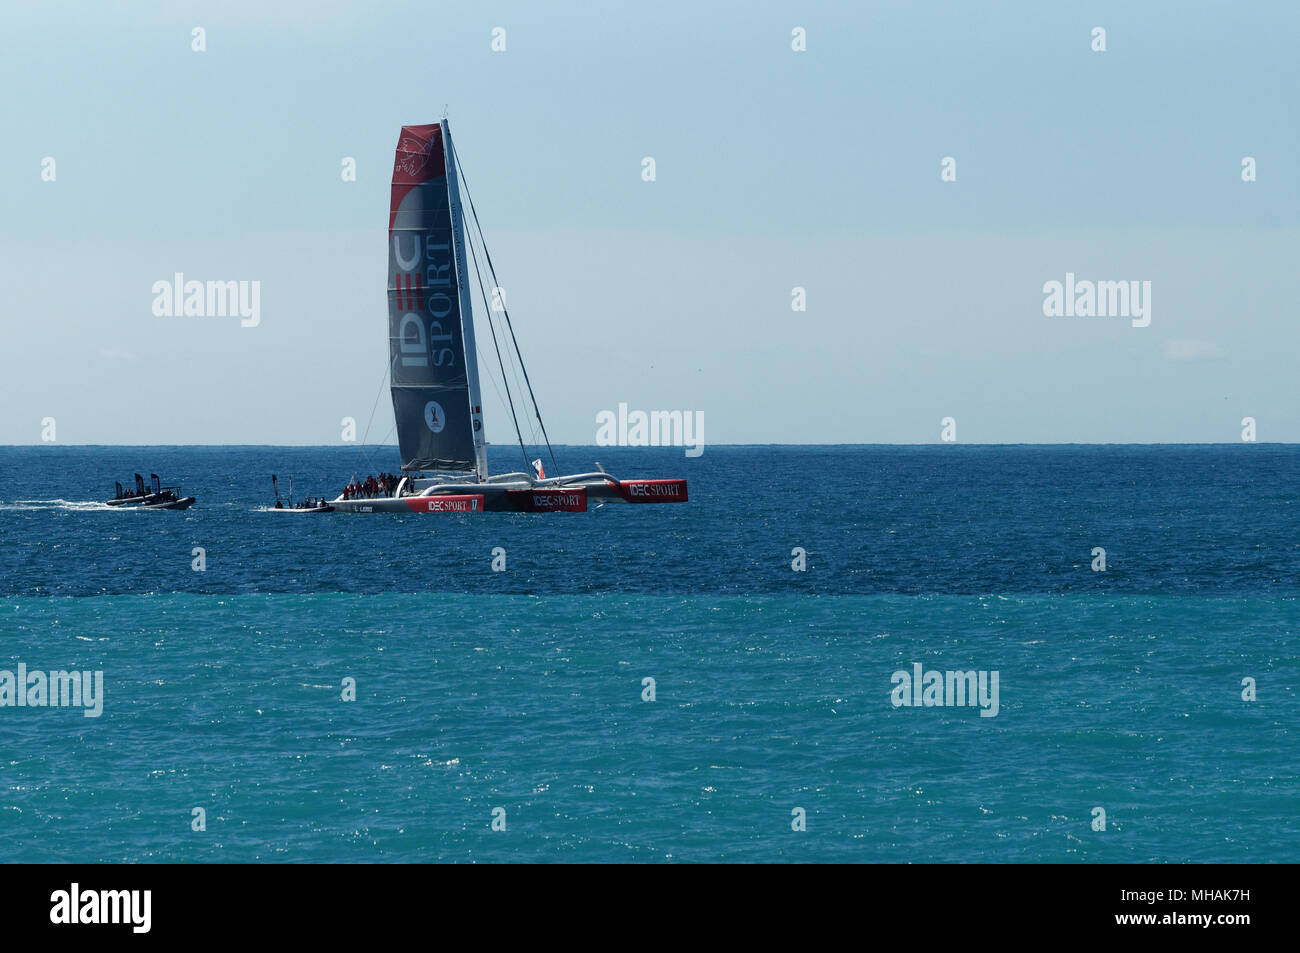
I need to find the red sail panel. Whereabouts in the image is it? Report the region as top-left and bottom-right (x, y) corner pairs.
(389, 123), (446, 231)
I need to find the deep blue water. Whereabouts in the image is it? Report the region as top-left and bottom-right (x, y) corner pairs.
(0, 445), (1296, 862)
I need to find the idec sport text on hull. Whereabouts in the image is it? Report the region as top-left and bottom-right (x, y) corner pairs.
(503, 487), (588, 512)
(403, 495), (482, 513)
(535, 493), (583, 507)
(622, 480), (688, 502)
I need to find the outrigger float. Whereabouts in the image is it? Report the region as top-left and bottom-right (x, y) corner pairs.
(107, 473), (196, 510)
(318, 119), (686, 515)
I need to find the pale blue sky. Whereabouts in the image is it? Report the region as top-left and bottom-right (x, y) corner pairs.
(2, 1), (1297, 444)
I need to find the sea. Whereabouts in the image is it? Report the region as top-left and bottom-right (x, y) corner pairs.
(0, 444), (1295, 863)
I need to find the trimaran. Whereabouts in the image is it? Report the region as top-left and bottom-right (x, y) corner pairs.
(321, 120), (687, 514)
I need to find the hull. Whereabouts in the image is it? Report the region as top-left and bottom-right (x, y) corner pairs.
(327, 475), (687, 514)
(106, 494), (195, 509)
(142, 496), (196, 510)
(332, 494), (486, 514)
(330, 499), (414, 514)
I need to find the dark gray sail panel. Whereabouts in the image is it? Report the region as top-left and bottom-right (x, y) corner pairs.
(388, 386), (478, 472)
(388, 123), (475, 472)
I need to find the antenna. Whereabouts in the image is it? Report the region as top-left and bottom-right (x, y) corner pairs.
(441, 103), (449, 119)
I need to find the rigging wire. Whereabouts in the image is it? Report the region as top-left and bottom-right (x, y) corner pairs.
(357, 362), (388, 452)
(451, 137), (559, 475)
(353, 423), (397, 485)
(506, 324), (542, 451)
(457, 213), (523, 448)
(350, 362), (393, 484)
(471, 218), (540, 461)
(476, 222), (541, 454)
(473, 330), (517, 444)
(463, 200), (533, 475)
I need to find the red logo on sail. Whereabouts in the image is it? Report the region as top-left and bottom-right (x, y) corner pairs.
(394, 272), (424, 310)
(391, 125), (446, 185)
(394, 137), (432, 179)
(390, 124), (448, 231)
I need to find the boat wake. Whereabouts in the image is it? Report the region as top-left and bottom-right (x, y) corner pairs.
(1, 499), (118, 512)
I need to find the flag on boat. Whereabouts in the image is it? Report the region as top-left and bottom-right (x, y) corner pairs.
(532, 459), (545, 479)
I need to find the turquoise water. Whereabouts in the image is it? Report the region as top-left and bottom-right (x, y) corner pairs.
(1, 447), (1297, 862)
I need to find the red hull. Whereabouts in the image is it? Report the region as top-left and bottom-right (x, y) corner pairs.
(504, 487), (588, 512)
(402, 495), (484, 513)
(615, 479), (688, 503)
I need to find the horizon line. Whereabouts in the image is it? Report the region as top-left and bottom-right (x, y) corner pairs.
(1, 442), (1292, 449)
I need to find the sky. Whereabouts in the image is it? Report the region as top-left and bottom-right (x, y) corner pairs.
(2, 0), (1297, 445)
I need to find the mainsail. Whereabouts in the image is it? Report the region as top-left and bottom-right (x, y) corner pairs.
(388, 121), (487, 475)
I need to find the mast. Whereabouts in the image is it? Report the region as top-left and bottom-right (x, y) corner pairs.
(442, 119), (489, 481)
